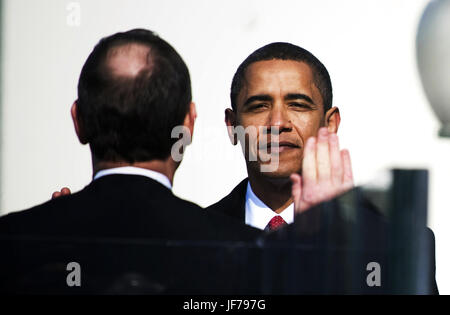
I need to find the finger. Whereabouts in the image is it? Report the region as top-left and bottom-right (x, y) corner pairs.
(290, 173), (302, 214)
(329, 133), (343, 185)
(61, 187), (71, 196)
(341, 149), (354, 190)
(52, 191), (61, 199)
(302, 136), (317, 185)
(316, 127), (331, 182)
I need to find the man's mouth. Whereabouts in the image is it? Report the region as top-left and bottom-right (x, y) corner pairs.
(259, 141), (300, 153)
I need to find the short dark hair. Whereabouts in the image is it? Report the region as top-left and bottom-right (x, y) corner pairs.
(77, 29), (191, 163)
(230, 42), (332, 113)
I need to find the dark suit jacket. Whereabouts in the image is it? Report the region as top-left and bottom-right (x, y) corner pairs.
(0, 174), (262, 294)
(207, 177), (439, 294)
(0, 175), (439, 294)
(0, 175), (259, 241)
(206, 178), (248, 221)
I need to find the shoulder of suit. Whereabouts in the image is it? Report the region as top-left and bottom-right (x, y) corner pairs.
(206, 178), (248, 212)
(0, 186), (90, 232)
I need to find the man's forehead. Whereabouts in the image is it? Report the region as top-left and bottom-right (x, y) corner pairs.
(244, 59), (314, 88)
(106, 43), (153, 78)
(237, 59), (321, 104)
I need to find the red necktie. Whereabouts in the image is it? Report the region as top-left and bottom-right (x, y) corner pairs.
(267, 215), (287, 231)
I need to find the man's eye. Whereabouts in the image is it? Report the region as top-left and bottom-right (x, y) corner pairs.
(250, 103), (267, 110)
(289, 103), (310, 109)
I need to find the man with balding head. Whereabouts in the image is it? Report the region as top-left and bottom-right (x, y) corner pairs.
(0, 30), (263, 293)
(0, 29), (259, 241)
(0, 29), (260, 293)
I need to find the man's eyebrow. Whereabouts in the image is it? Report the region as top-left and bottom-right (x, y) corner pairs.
(285, 93), (315, 105)
(243, 94), (273, 107)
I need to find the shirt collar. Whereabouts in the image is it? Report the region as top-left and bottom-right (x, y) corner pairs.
(244, 181), (294, 230)
(93, 166), (172, 190)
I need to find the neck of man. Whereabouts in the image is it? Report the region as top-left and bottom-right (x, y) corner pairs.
(92, 155), (178, 185)
(247, 167), (293, 214)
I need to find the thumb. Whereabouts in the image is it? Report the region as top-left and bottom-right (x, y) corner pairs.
(290, 173), (302, 214)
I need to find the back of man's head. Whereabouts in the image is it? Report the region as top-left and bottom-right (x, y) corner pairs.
(230, 42), (332, 113)
(77, 29), (191, 163)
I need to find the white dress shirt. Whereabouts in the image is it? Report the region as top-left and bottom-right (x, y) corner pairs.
(93, 166), (172, 190)
(244, 182), (294, 230)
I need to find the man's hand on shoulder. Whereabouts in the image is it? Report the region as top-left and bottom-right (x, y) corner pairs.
(51, 187), (71, 199)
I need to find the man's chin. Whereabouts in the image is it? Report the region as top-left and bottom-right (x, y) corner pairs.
(248, 162), (301, 179)
(261, 170), (296, 179)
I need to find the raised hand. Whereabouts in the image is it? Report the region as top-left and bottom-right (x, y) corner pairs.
(291, 127), (353, 213)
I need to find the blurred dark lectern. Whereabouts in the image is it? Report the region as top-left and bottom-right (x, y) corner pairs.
(260, 169), (437, 294)
(0, 169), (437, 294)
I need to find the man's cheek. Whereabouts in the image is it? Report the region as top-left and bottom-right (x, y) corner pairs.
(236, 127), (260, 162)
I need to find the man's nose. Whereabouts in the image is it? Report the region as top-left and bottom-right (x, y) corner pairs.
(267, 105), (292, 132)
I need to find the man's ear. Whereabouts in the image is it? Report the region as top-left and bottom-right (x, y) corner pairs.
(71, 101), (88, 144)
(325, 106), (341, 133)
(182, 102), (197, 144)
(225, 108), (238, 145)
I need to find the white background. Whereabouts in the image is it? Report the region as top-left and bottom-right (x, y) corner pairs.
(1, 0), (449, 292)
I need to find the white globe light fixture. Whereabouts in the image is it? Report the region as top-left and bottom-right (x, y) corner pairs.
(417, 0), (450, 137)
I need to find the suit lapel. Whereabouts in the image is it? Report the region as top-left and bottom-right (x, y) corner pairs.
(206, 178), (248, 222)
